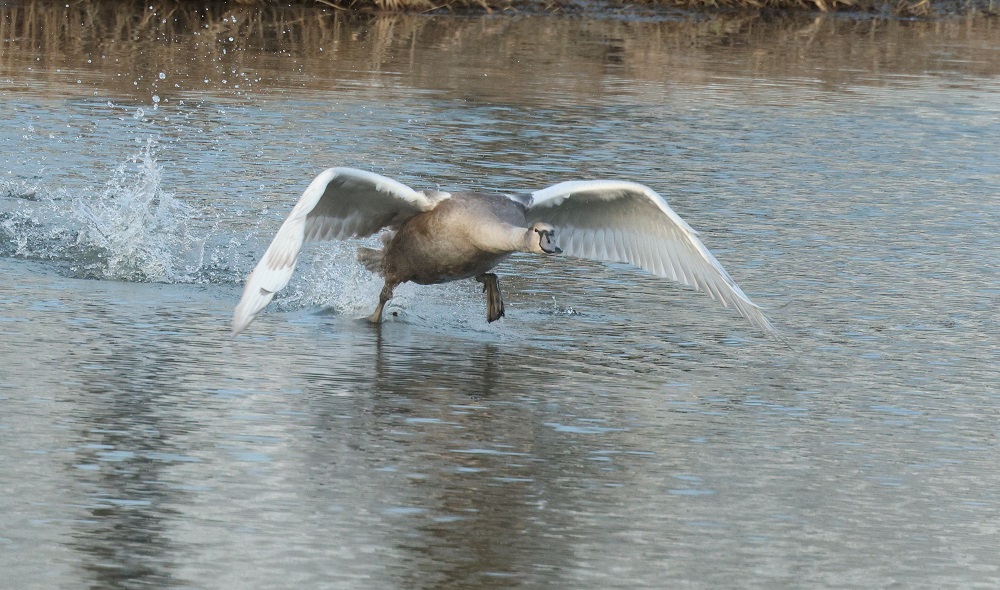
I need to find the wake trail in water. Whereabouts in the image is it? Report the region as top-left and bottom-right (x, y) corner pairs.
(0, 141), (485, 324)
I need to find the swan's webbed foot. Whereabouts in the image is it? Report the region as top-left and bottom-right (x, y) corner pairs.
(370, 282), (396, 323)
(475, 273), (505, 323)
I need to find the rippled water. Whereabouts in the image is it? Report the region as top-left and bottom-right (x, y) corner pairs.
(3, 4), (1000, 588)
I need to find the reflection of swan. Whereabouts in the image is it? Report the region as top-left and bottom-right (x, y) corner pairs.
(233, 168), (779, 337)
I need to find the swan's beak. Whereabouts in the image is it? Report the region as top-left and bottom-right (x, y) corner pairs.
(540, 233), (562, 255)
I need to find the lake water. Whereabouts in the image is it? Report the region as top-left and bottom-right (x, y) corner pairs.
(2, 3), (1000, 588)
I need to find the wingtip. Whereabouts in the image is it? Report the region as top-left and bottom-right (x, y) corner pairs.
(731, 296), (789, 347)
(231, 310), (254, 338)
(231, 321), (247, 338)
(753, 313), (792, 349)
(231, 287), (271, 339)
(769, 326), (794, 350)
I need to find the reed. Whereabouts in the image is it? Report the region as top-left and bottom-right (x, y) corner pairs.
(257, 0), (991, 15)
(46, 0), (997, 14)
(652, 0), (933, 17)
(234, 0), (526, 12)
(4, 1), (999, 102)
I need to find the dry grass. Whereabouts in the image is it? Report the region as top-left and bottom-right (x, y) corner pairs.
(232, 0), (525, 13)
(643, 0), (944, 17)
(1, 0), (994, 16)
(228, 0), (993, 15)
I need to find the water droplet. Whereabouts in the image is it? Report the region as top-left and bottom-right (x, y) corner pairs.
(158, 72), (166, 80)
(152, 95), (160, 103)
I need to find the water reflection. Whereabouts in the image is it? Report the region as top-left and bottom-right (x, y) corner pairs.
(3, 2), (1000, 104)
(327, 328), (643, 588)
(367, 336), (548, 587)
(223, 319), (668, 587)
(60, 289), (227, 588)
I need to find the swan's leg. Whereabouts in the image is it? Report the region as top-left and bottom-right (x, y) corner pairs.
(475, 273), (505, 323)
(370, 281), (396, 323)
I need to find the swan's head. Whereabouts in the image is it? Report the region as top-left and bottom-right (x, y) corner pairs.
(528, 222), (562, 255)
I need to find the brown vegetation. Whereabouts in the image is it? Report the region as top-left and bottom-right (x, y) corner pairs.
(3, 0), (999, 106)
(248, 0), (996, 16)
(6, 0), (995, 16)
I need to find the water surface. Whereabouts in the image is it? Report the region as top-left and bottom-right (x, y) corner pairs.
(2, 4), (1000, 588)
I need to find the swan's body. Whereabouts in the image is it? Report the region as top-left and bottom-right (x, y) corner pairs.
(233, 167), (779, 338)
(379, 192), (531, 285)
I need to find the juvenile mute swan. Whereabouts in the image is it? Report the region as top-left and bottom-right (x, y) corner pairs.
(232, 168), (779, 337)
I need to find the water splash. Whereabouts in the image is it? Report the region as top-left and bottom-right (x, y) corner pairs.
(273, 242), (384, 316)
(73, 142), (205, 283)
(0, 181), (80, 264)
(1, 142), (208, 283)
(264, 241), (488, 327)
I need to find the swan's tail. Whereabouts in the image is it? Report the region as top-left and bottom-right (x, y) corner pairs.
(357, 231), (393, 275)
(357, 247), (385, 275)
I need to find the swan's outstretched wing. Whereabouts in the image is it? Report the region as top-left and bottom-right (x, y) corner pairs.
(527, 180), (778, 336)
(233, 168), (446, 335)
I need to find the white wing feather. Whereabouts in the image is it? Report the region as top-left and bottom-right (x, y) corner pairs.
(232, 168), (446, 335)
(528, 180), (778, 336)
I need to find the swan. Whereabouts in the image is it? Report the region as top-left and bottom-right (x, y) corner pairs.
(232, 167), (779, 338)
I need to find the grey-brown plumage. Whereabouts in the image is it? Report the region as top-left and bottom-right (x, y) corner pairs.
(233, 167), (780, 339)
(364, 193), (539, 323)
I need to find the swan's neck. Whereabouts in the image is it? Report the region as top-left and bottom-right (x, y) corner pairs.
(519, 226), (540, 253)
(479, 223), (535, 254)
